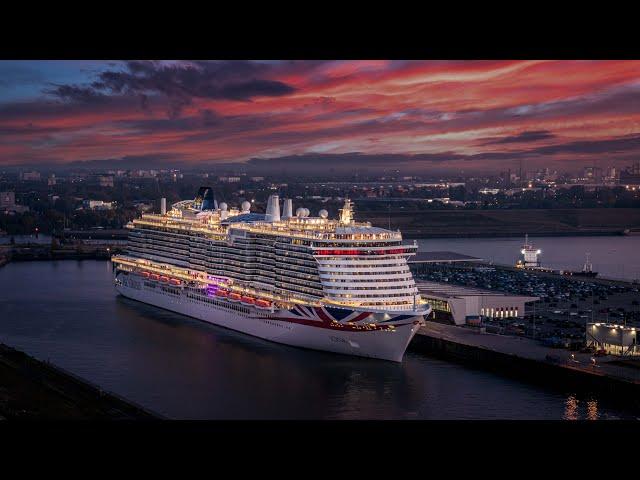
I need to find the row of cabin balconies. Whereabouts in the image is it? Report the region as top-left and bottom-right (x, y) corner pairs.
(275, 250), (316, 263)
(273, 268), (321, 284)
(318, 269), (411, 281)
(322, 284), (418, 295)
(320, 275), (414, 284)
(189, 258), (274, 275)
(129, 236), (190, 252)
(328, 291), (417, 300)
(127, 245), (190, 261)
(126, 251), (191, 268)
(274, 262), (319, 275)
(315, 255), (410, 264)
(312, 240), (404, 247)
(318, 265), (411, 274)
(132, 227), (193, 242)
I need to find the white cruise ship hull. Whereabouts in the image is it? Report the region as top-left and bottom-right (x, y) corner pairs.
(115, 273), (425, 362)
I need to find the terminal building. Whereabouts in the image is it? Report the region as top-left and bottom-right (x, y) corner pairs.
(416, 280), (538, 326)
(586, 322), (639, 356)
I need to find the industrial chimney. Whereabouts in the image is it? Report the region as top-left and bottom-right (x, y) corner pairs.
(160, 197), (166, 215)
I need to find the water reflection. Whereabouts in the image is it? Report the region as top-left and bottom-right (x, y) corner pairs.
(564, 395), (579, 420)
(587, 399), (599, 420)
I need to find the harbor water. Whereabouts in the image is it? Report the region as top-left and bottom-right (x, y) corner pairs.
(0, 259), (637, 420)
(418, 235), (640, 281)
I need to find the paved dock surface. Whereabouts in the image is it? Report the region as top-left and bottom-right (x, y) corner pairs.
(417, 322), (640, 384)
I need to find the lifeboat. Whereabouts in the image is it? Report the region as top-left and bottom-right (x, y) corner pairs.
(160, 276), (170, 283)
(241, 296), (255, 305)
(141, 271), (150, 278)
(169, 278), (181, 286)
(255, 299), (272, 309)
(228, 293), (242, 302)
(149, 273), (160, 281)
(215, 290), (229, 297)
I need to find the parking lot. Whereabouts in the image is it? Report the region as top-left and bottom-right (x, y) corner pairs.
(416, 264), (640, 348)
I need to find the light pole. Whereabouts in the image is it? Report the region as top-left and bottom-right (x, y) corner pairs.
(532, 301), (536, 340)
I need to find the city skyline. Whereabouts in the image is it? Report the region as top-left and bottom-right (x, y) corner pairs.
(1, 60), (640, 173)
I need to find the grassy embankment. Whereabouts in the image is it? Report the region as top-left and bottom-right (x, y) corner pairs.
(358, 208), (640, 238)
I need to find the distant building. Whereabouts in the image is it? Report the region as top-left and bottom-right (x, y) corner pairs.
(97, 175), (114, 187)
(133, 201), (154, 212)
(48, 174), (56, 186)
(620, 162), (640, 186)
(250, 176), (265, 182)
(0, 191), (16, 208)
(83, 200), (114, 210)
(219, 176), (241, 183)
(0, 192), (28, 214)
(20, 171), (41, 181)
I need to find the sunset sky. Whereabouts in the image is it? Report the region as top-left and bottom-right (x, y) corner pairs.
(1, 60), (640, 173)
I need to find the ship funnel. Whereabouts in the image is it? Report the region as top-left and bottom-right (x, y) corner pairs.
(282, 198), (293, 219)
(160, 197), (166, 215)
(265, 194), (281, 222)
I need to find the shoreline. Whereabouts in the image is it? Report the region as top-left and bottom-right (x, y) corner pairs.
(0, 342), (162, 419)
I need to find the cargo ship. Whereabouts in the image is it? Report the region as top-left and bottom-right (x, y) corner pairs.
(561, 253), (598, 278)
(111, 188), (430, 362)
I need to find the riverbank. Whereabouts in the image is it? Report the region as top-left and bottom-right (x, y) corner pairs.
(0, 243), (123, 268)
(0, 342), (162, 419)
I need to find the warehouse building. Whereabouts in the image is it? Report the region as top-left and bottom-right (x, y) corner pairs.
(416, 280), (538, 326)
(586, 322), (639, 356)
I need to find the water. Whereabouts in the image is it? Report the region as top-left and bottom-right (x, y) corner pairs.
(418, 236), (640, 281)
(0, 260), (636, 420)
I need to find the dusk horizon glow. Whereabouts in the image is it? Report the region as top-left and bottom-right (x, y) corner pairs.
(1, 60), (640, 173)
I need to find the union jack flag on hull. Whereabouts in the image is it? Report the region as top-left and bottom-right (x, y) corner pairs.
(285, 305), (421, 327)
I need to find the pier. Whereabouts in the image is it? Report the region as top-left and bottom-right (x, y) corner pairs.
(410, 322), (640, 409)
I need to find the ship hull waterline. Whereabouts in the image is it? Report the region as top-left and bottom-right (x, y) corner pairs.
(114, 276), (426, 363)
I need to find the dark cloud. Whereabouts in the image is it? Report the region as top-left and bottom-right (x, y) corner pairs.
(43, 84), (107, 104)
(525, 134), (640, 156)
(65, 153), (179, 169)
(120, 109), (223, 133)
(44, 60), (297, 118)
(247, 152), (464, 172)
(482, 130), (556, 145)
(246, 134), (640, 173)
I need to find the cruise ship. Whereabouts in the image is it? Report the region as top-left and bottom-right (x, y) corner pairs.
(111, 187), (430, 362)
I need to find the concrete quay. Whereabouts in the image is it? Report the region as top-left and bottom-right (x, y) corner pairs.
(410, 321), (640, 409)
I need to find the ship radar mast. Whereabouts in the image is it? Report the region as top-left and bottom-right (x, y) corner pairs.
(339, 198), (354, 225)
(518, 234), (541, 268)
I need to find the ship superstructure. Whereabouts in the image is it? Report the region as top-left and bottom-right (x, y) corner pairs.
(515, 234), (541, 269)
(112, 187), (430, 362)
